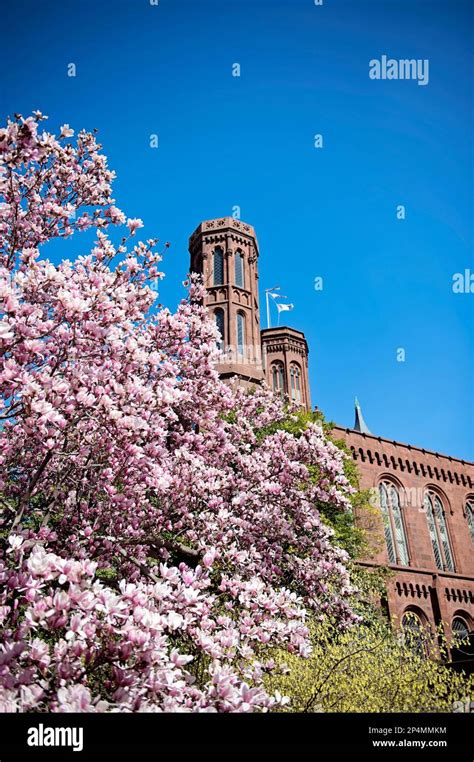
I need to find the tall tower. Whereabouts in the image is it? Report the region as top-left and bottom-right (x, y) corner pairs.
(189, 217), (265, 387)
(261, 327), (311, 410)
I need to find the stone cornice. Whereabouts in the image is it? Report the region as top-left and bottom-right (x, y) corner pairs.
(333, 425), (474, 469)
(333, 427), (474, 488)
(189, 217), (259, 253)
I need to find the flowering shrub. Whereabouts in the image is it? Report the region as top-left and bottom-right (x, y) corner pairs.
(266, 616), (474, 713)
(1, 541), (307, 711)
(0, 113), (356, 711)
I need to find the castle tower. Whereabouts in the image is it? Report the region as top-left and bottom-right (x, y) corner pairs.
(189, 217), (265, 387)
(261, 327), (311, 411)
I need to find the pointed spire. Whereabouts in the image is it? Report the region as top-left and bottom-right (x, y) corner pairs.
(354, 397), (372, 434)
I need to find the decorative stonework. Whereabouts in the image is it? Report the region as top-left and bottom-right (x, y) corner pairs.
(336, 426), (474, 639)
(340, 436), (473, 488)
(395, 581), (430, 599)
(204, 218), (252, 234)
(445, 587), (474, 603)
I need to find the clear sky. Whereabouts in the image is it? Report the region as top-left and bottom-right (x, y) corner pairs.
(1, 0), (473, 459)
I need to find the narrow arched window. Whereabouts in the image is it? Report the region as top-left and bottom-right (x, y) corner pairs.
(213, 247), (224, 285)
(434, 495), (454, 571)
(379, 482), (409, 566)
(234, 250), (244, 288)
(236, 312), (245, 356)
(466, 500), (474, 543)
(424, 492), (454, 572)
(215, 308), (225, 351)
(401, 611), (426, 656)
(452, 616), (469, 644)
(289, 363), (301, 402)
(425, 494), (442, 570)
(271, 362), (285, 396)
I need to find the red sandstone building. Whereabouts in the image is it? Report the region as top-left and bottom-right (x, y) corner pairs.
(190, 216), (474, 646)
(334, 416), (474, 649)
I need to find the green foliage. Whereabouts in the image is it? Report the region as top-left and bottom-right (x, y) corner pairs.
(95, 567), (119, 583)
(254, 406), (318, 442)
(324, 433), (382, 558)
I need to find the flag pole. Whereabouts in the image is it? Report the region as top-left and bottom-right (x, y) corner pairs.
(265, 286), (280, 329)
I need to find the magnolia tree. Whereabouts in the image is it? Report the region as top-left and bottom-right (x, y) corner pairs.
(0, 113), (357, 713)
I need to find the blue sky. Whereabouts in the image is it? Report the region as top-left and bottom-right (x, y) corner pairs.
(1, 0), (473, 458)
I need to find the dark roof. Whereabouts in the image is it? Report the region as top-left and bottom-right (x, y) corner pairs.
(354, 397), (372, 434)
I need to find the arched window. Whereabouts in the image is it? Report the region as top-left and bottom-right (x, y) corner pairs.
(289, 363), (301, 403)
(401, 611), (426, 656)
(466, 500), (474, 543)
(213, 247), (224, 286)
(424, 492), (454, 572)
(234, 250), (244, 288)
(214, 308), (225, 351)
(271, 362), (285, 396)
(236, 312), (245, 356)
(378, 482), (409, 566)
(452, 616), (469, 644)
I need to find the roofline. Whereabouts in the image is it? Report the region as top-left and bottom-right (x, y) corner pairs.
(261, 325), (306, 336)
(189, 217), (259, 250)
(260, 326), (309, 353)
(332, 424), (474, 467)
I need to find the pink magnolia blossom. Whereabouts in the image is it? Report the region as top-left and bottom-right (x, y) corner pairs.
(127, 218), (144, 236)
(0, 114), (358, 712)
(59, 124), (74, 139)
